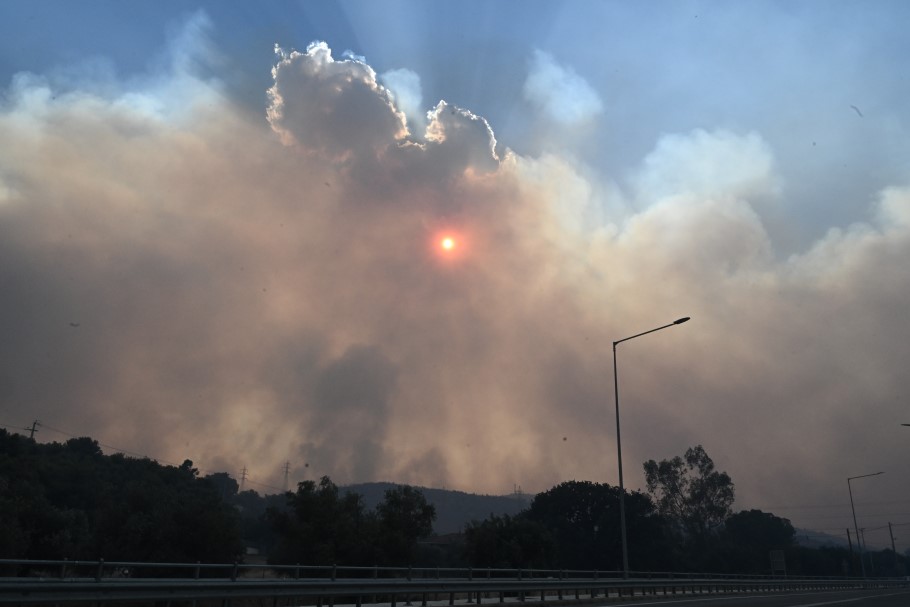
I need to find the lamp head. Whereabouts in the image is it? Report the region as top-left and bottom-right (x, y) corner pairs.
(674, 317), (691, 325)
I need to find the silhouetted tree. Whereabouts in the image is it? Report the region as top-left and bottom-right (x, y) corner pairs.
(204, 472), (240, 501)
(232, 489), (284, 555)
(708, 509), (794, 573)
(375, 485), (436, 565)
(267, 476), (376, 565)
(644, 445), (734, 545)
(726, 510), (793, 549)
(463, 514), (554, 568)
(786, 545), (851, 577)
(524, 480), (671, 571)
(0, 429), (243, 562)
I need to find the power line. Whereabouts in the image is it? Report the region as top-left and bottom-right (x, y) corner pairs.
(0, 421), (36, 434)
(755, 499), (910, 511)
(36, 422), (153, 461)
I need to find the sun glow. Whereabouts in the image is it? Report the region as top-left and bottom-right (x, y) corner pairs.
(433, 232), (465, 262)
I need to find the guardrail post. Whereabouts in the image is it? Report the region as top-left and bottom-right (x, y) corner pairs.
(195, 561), (201, 579)
(332, 564), (337, 581)
(466, 567), (474, 604)
(60, 557), (68, 579)
(406, 564), (413, 606)
(231, 561), (238, 581)
(518, 568), (525, 602)
(296, 563), (301, 580)
(96, 558), (104, 582)
(372, 564), (379, 604)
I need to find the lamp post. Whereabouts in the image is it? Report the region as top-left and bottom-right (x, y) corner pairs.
(847, 471), (883, 578)
(612, 316), (690, 579)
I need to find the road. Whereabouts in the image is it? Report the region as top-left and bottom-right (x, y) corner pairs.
(598, 589), (910, 607)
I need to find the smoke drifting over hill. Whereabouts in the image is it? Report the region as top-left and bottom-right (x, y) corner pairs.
(1, 14), (908, 541)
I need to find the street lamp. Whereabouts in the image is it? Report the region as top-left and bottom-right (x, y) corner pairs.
(847, 471), (883, 578)
(612, 316), (690, 578)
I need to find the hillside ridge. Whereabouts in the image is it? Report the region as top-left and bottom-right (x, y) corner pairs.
(343, 482), (532, 534)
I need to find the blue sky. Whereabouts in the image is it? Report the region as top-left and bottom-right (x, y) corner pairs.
(1, 1), (909, 548)
(3, 1), (907, 246)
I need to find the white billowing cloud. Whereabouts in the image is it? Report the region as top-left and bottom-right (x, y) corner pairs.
(633, 129), (779, 206)
(875, 186), (910, 230)
(1, 28), (909, 539)
(267, 41), (408, 156)
(422, 101), (499, 175)
(788, 185), (910, 288)
(379, 68), (425, 133)
(523, 49), (603, 126)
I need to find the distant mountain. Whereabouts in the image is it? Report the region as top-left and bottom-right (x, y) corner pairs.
(793, 528), (850, 549)
(343, 482), (532, 534)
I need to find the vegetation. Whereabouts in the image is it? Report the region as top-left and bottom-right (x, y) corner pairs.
(1, 429), (905, 578)
(0, 430), (242, 562)
(644, 444), (735, 543)
(265, 476), (435, 566)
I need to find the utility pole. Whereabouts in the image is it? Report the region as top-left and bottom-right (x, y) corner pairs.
(28, 420), (40, 440)
(240, 466), (248, 492)
(283, 461), (290, 493)
(889, 522), (898, 570)
(859, 528), (875, 576)
(847, 528), (855, 574)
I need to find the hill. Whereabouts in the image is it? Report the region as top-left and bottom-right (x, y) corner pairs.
(344, 482), (532, 534)
(793, 528), (850, 549)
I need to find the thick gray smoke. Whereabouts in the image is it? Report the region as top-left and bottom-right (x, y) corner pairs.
(1, 29), (908, 543)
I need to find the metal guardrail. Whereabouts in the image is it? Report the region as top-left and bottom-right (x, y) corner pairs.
(1, 559), (908, 605)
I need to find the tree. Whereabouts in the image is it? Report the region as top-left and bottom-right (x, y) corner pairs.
(463, 514), (554, 569)
(375, 485), (436, 565)
(524, 480), (670, 571)
(643, 445), (734, 544)
(204, 472), (240, 501)
(725, 509), (794, 550)
(267, 476), (375, 565)
(717, 509), (794, 573)
(0, 430), (243, 562)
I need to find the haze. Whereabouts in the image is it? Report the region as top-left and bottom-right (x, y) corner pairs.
(0, 1), (908, 550)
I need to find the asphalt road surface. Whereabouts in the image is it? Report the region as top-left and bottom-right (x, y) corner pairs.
(596, 588), (910, 606)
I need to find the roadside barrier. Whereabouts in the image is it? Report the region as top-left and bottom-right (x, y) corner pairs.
(1, 559), (907, 605)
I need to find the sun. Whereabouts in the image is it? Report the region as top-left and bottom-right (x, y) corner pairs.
(432, 230), (465, 261)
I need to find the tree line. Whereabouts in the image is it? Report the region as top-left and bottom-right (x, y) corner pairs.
(1, 429), (905, 577)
